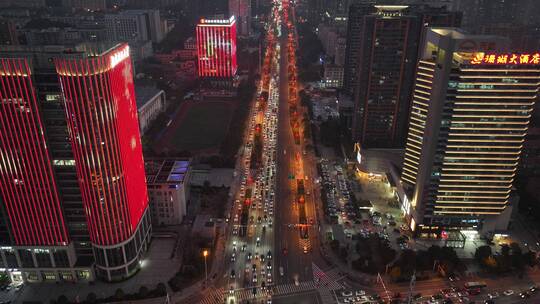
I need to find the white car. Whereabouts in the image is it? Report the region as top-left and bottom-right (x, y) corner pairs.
(355, 290), (366, 296)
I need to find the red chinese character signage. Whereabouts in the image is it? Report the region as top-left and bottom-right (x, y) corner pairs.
(470, 53), (540, 65)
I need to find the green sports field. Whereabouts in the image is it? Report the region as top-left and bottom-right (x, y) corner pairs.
(166, 102), (233, 152)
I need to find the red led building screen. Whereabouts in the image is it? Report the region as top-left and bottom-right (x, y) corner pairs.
(0, 58), (69, 246)
(55, 44), (148, 246)
(196, 16), (238, 77)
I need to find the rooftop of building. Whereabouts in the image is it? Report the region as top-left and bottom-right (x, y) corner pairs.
(374, 5), (409, 11)
(430, 27), (468, 38)
(198, 15), (235, 26)
(145, 159), (190, 185)
(0, 42), (128, 72)
(429, 27), (504, 42)
(357, 148), (405, 176)
(0, 42), (125, 58)
(190, 167), (233, 188)
(135, 86), (163, 109)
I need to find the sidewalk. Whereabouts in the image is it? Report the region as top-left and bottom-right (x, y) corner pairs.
(316, 220), (376, 287)
(17, 238), (179, 303)
(173, 182), (232, 304)
(173, 70), (262, 304)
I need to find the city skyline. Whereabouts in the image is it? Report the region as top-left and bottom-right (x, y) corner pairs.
(0, 0), (539, 303)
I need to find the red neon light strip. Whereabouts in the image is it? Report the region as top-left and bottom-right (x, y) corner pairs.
(55, 44), (147, 245)
(0, 58), (69, 246)
(94, 57), (128, 242)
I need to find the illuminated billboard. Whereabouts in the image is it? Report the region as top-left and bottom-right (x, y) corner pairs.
(470, 53), (540, 65)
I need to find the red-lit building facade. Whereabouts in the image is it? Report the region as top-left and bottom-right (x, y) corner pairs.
(0, 58), (69, 248)
(196, 16), (238, 78)
(0, 43), (150, 283)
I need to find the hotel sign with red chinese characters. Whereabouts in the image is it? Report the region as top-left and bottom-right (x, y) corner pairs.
(470, 53), (540, 65)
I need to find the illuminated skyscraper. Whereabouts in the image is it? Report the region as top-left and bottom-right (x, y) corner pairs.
(401, 28), (538, 236)
(196, 16), (238, 78)
(0, 43), (150, 283)
(344, 4), (461, 148)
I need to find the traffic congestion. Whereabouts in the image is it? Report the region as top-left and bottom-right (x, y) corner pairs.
(224, 2), (284, 303)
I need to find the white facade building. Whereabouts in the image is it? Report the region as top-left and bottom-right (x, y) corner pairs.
(136, 86), (165, 134)
(145, 159), (191, 226)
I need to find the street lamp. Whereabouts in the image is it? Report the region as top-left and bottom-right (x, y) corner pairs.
(203, 250), (209, 283)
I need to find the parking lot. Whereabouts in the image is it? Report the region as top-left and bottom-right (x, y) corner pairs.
(318, 160), (412, 253)
(0, 282), (23, 303)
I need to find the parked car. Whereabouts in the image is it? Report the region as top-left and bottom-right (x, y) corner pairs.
(503, 290), (514, 296)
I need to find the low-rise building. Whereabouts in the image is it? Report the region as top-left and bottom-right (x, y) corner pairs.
(323, 64), (343, 88)
(135, 86), (165, 134)
(184, 36), (196, 50)
(129, 40), (153, 62)
(145, 159), (191, 226)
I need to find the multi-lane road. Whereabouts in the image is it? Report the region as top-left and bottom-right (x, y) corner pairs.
(274, 6), (320, 286)
(217, 0), (330, 302)
(217, 3), (283, 303)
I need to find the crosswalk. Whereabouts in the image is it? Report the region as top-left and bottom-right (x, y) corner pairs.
(196, 264), (344, 304)
(198, 287), (224, 304)
(275, 281), (316, 295)
(312, 263), (345, 290)
(231, 286), (272, 301)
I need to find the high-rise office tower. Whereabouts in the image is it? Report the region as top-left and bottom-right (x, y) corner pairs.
(344, 4), (461, 148)
(401, 28), (538, 235)
(105, 10), (164, 43)
(453, 0), (533, 30)
(229, 0), (251, 36)
(343, 2), (374, 96)
(196, 16), (238, 78)
(0, 43), (151, 283)
(61, 0), (106, 10)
